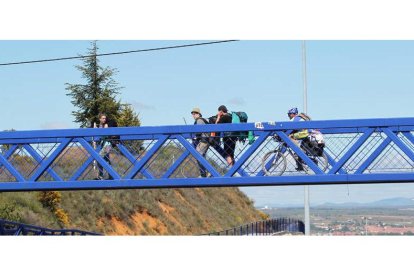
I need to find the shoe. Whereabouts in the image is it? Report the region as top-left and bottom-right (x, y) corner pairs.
(295, 166), (304, 171)
(94, 176), (104, 180)
(206, 172), (212, 178)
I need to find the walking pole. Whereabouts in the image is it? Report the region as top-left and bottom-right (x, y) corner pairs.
(93, 122), (98, 178)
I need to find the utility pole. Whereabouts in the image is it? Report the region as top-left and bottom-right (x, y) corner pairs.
(302, 41), (310, 236)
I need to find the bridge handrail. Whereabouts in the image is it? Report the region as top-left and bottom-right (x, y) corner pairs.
(1, 117), (414, 141)
(0, 219), (101, 236)
(204, 218), (305, 236)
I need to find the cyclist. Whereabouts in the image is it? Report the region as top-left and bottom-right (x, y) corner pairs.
(287, 107), (310, 171)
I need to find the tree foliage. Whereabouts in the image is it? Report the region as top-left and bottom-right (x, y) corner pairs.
(66, 41), (141, 128)
(118, 104), (141, 127)
(65, 41), (122, 127)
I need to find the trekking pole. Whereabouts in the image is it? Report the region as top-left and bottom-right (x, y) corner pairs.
(92, 122), (97, 175)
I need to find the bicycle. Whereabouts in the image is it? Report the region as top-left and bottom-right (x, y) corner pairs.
(261, 135), (329, 176)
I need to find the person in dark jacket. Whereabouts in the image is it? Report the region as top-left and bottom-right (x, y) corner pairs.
(214, 105), (236, 166)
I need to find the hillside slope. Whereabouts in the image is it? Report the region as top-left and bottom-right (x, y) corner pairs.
(0, 187), (266, 235)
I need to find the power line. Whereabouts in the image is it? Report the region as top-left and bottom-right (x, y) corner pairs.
(0, 40), (239, 67)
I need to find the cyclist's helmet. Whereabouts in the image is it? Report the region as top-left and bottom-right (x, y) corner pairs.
(287, 107), (298, 115)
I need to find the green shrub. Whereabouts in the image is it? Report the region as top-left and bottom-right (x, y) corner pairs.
(0, 202), (22, 222)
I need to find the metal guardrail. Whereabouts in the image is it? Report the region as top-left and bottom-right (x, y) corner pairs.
(1, 117), (414, 191)
(206, 218), (305, 236)
(0, 219), (101, 236)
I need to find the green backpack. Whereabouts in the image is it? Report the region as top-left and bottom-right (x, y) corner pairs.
(231, 111), (254, 144)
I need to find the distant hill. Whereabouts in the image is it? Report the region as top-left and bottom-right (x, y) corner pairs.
(256, 197), (414, 209)
(315, 197), (414, 208)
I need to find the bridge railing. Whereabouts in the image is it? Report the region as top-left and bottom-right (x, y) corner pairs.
(0, 219), (101, 236)
(205, 218), (305, 236)
(1, 117), (414, 191)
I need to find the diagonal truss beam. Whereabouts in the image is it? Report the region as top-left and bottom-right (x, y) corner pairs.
(382, 128), (414, 163)
(225, 132), (270, 177)
(328, 128), (375, 174)
(29, 138), (72, 182)
(77, 138), (121, 180)
(355, 137), (391, 174)
(23, 145), (63, 181)
(124, 135), (169, 179)
(0, 150), (26, 182)
(162, 150), (190, 179)
(176, 135), (221, 177)
(116, 143), (154, 179)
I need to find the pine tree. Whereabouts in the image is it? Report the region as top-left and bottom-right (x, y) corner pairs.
(118, 104), (141, 127)
(65, 41), (122, 127)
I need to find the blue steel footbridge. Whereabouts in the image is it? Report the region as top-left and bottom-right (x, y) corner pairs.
(1, 117), (414, 192)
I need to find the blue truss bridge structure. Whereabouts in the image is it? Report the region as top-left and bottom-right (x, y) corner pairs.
(0, 117), (414, 192)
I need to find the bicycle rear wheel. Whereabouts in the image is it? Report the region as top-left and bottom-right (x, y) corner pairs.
(262, 151), (287, 176)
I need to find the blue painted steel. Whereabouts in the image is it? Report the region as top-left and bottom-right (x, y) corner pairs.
(70, 155), (95, 181)
(23, 144), (63, 181)
(175, 135), (221, 177)
(382, 128), (414, 162)
(29, 138), (72, 181)
(354, 137), (391, 174)
(402, 131), (414, 145)
(325, 152), (348, 174)
(224, 132), (269, 177)
(77, 138), (121, 180)
(2, 173), (414, 192)
(0, 144), (18, 171)
(162, 150), (190, 178)
(116, 143), (154, 179)
(0, 152), (26, 182)
(328, 128), (375, 174)
(0, 219), (100, 236)
(0, 117), (414, 191)
(124, 135), (169, 179)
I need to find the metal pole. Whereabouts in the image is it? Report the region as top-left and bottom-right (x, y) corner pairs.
(302, 40), (311, 236)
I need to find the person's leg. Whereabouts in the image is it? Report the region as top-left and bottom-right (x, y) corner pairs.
(223, 137), (236, 166)
(289, 136), (304, 170)
(196, 141), (209, 177)
(211, 138), (227, 161)
(99, 143), (113, 179)
(97, 148), (105, 179)
(104, 151), (113, 180)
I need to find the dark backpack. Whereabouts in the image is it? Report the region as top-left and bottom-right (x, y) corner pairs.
(231, 111), (249, 142)
(107, 118), (120, 146)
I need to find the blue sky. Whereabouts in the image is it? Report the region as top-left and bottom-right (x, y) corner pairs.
(1, 40), (414, 206)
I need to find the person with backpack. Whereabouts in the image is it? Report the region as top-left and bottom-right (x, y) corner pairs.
(215, 105), (236, 166)
(191, 108), (210, 177)
(94, 113), (117, 180)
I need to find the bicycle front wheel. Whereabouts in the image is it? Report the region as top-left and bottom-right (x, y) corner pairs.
(262, 151), (287, 176)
